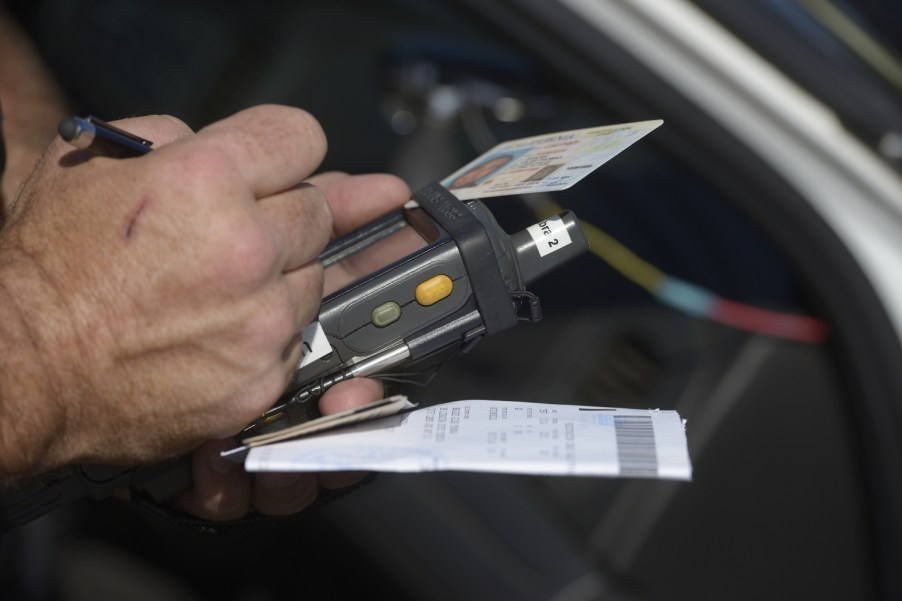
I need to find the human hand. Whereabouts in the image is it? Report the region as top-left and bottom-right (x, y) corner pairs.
(0, 105), (409, 486)
(172, 171), (413, 520)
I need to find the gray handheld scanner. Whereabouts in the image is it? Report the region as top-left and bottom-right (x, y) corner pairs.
(248, 181), (589, 432)
(0, 182), (587, 530)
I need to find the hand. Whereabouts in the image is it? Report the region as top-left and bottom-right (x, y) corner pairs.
(173, 171), (413, 520)
(173, 378), (381, 519)
(0, 105), (409, 483)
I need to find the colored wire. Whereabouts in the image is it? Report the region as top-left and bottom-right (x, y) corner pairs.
(530, 198), (829, 344)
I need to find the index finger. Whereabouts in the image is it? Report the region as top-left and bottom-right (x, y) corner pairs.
(308, 172), (412, 236)
(196, 105), (327, 199)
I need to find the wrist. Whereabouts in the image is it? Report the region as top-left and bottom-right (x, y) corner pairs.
(0, 248), (78, 480)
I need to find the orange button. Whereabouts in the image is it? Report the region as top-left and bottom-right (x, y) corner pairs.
(415, 274), (453, 306)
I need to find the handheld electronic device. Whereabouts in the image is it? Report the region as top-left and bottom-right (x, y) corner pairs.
(245, 182), (588, 434)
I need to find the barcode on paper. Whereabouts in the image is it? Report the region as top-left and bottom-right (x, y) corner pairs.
(614, 414), (659, 477)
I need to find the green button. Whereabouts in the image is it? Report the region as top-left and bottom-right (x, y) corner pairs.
(371, 301), (402, 328)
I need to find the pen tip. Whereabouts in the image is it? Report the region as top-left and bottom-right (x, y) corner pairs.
(58, 118), (80, 142)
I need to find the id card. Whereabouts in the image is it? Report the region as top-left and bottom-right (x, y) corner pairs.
(440, 120), (663, 200)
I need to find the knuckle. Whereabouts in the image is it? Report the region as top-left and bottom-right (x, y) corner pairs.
(211, 218), (280, 289)
(175, 143), (236, 187)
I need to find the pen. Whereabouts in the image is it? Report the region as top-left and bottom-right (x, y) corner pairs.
(58, 115), (153, 158)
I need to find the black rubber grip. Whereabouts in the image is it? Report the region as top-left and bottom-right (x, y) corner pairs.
(413, 182), (517, 335)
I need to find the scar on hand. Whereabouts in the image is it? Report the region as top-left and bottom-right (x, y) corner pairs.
(124, 197), (150, 239)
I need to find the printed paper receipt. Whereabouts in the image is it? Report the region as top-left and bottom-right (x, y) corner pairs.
(244, 400), (692, 481)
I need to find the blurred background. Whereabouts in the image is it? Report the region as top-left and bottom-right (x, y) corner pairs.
(3, 0), (902, 599)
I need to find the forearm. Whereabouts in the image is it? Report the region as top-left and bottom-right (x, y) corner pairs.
(0, 3), (68, 208)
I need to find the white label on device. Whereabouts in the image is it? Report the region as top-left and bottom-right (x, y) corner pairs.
(298, 321), (331, 369)
(527, 217), (572, 257)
